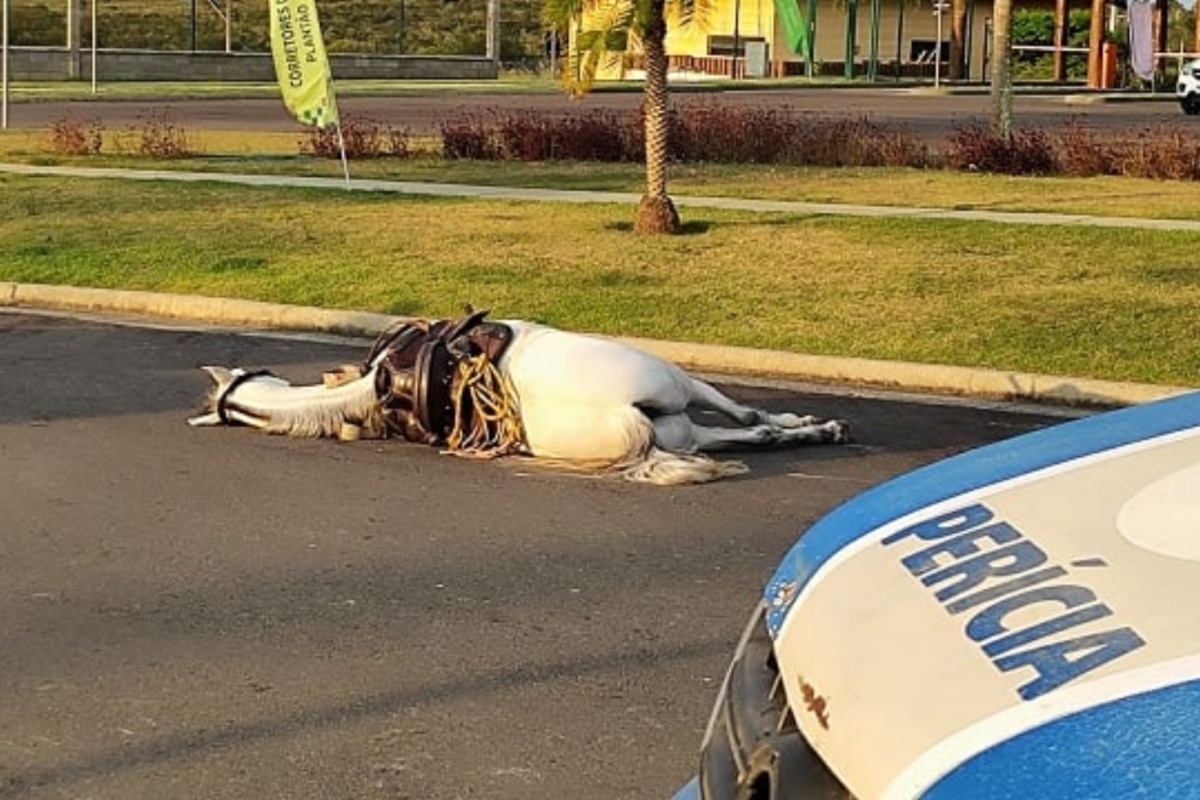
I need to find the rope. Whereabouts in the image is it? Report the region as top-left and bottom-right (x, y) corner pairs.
(446, 355), (526, 458)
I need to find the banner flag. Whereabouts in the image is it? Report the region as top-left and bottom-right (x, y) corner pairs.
(269, 0), (339, 129)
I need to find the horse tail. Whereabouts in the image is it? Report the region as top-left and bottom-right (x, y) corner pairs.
(616, 447), (749, 486)
(611, 408), (747, 485)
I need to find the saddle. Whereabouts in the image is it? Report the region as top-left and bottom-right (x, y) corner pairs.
(366, 308), (514, 445)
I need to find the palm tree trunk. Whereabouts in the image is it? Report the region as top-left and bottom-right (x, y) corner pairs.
(990, 0), (1013, 140)
(634, 4), (682, 235)
(949, 0), (967, 80)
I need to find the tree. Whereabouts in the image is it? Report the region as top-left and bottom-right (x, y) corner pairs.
(545, 0), (710, 234)
(949, 0), (967, 80)
(991, 0), (1013, 139)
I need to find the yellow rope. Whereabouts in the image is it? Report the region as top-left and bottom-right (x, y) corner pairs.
(446, 355), (526, 458)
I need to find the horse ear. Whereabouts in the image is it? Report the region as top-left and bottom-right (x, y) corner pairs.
(200, 365), (234, 387)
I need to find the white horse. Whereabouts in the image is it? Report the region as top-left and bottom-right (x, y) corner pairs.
(189, 314), (850, 485)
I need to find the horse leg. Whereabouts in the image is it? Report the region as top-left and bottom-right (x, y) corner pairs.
(684, 377), (829, 430)
(652, 412), (849, 453)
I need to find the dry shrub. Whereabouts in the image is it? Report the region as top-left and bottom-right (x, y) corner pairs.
(669, 102), (794, 164)
(1107, 126), (1200, 181)
(787, 115), (928, 168)
(494, 111), (557, 160)
(1056, 118), (1114, 176)
(551, 111), (633, 161)
(439, 113), (501, 160)
(439, 109), (634, 161)
(944, 124), (1057, 175)
(127, 111), (194, 158)
(664, 103), (930, 167)
(48, 116), (104, 156)
(302, 114), (411, 159)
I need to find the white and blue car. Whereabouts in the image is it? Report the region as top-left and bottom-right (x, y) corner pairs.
(676, 389), (1200, 799)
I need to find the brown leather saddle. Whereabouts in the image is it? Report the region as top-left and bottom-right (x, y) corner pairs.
(366, 309), (513, 445)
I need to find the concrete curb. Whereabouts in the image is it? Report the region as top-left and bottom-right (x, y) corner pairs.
(2, 282), (1190, 409)
(0, 282), (398, 337)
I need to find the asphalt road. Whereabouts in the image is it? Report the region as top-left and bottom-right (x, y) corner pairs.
(5, 87), (1188, 143)
(0, 309), (1068, 800)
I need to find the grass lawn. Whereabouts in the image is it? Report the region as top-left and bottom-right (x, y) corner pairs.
(2, 168), (1199, 387)
(2, 79), (1197, 388)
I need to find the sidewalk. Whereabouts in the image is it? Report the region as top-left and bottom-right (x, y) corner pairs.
(1, 163), (1194, 408)
(5, 162), (1200, 232)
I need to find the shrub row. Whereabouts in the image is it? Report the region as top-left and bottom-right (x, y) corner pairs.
(438, 102), (933, 168)
(46, 104), (1200, 181)
(944, 121), (1200, 179)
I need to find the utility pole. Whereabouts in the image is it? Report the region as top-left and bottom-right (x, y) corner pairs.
(730, 0), (741, 78)
(67, 0), (83, 79)
(934, 0), (946, 88)
(486, 0), (500, 67)
(2, 0), (8, 130)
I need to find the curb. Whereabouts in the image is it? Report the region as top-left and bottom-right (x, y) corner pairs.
(2, 282), (1190, 409)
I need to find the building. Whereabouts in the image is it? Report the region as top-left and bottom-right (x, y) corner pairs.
(588, 0), (1175, 85)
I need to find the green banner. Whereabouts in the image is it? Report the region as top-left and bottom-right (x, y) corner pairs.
(773, 0), (811, 58)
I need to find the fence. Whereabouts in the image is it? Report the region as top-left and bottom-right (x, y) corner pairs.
(4, 45), (498, 82)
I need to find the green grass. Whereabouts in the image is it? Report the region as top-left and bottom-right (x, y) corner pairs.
(3, 170), (1199, 387)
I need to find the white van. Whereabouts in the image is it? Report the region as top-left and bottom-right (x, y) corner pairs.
(1177, 58), (1200, 115)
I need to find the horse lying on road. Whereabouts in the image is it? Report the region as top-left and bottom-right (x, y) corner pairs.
(189, 310), (850, 485)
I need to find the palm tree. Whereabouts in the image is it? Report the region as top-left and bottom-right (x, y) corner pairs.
(991, 0), (1013, 139)
(545, 0), (710, 234)
(948, 0), (967, 80)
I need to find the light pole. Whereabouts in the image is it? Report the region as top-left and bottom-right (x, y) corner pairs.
(934, 0), (947, 87)
(730, 0), (742, 78)
(91, 0), (97, 93)
(2, 0), (8, 130)
(485, 0), (499, 66)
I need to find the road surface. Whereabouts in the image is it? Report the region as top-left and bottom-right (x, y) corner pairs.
(5, 87), (1186, 143)
(0, 308), (1067, 800)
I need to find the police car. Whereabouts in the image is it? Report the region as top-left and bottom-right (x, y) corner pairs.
(1177, 58), (1200, 115)
(675, 389), (1200, 799)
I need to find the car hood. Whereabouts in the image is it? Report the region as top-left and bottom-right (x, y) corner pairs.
(762, 390), (1200, 799)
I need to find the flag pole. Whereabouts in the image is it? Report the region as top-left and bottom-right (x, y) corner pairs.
(334, 120), (350, 187)
(2, 0), (9, 131)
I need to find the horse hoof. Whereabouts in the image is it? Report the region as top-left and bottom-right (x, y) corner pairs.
(753, 425), (784, 445)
